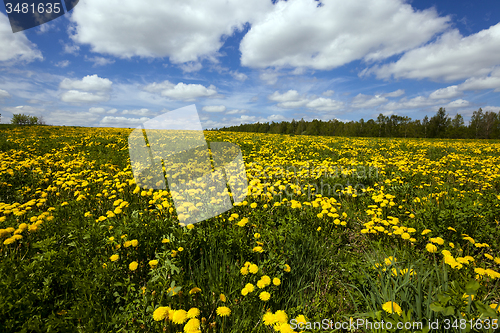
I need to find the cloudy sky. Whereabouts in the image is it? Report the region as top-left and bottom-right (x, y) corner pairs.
(1, 0), (500, 129)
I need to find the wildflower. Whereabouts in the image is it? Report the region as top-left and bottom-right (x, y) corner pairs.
(485, 253), (493, 260)
(259, 291), (271, 301)
(219, 294), (226, 302)
(250, 203), (258, 208)
(241, 288), (249, 296)
(421, 229), (431, 235)
(426, 243), (437, 253)
(189, 287), (201, 295)
(153, 306), (171, 321)
(384, 256), (396, 265)
(382, 301), (402, 315)
(148, 260), (158, 268)
(110, 254), (119, 261)
(178, 247), (184, 252)
(216, 306), (231, 317)
(240, 266), (249, 275)
(3, 238), (15, 245)
(295, 315), (307, 324)
(184, 318), (200, 331)
(162, 238), (170, 243)
(131, 239), (138, 247)
(172, 309), (188, 324)
(129, 261), (138, 271)
(490, 304), (500, 313)
(284, 264), (291, 272)
(187, 308), (200, 318)
(274, 310), (288, 323)
(273, 277), (281, 286)
(253, 246), (264, 253)
(263, 312), (276, 326)
(187, 224), (194, 230)
(245, 283), (255, 292)
(123, 241), (131, 248)
(249, 264), (259, 274)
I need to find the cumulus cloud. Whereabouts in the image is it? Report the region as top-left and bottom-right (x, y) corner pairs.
(2, 105), (45, 115)
(202, 105), (226, 113)
(240, 0), (449, 70)
(446, 99), (470, 108)
(322, 90), (335, 97)
(143, 80), (218, 101)
(268, 89), (343, 112)
(305, 97), (344, 112)
(380, 96), (442, 111)
(351, 94), (388, 109)
(60, 90), (110, 103)
(60, 74), (113, 91)
(0, 13), (43, 62)
(68, 0), (273, 63)
(371, 23), (500, 81)
(458, 68), (500, 92)
(429, 85), (462, 99)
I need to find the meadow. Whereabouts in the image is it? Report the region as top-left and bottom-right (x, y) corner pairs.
(1, 124), (500, 333)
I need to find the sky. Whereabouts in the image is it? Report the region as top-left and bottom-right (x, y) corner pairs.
(1, 0), (500, 129)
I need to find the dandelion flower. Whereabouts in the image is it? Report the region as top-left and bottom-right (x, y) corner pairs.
(129, 261), (138, 271)
(426, 243), (437, 253)
(131, 239), (138, 247)
(382, 301), (402, 315)
(263, 312), (276, 326)
(274, 310), (288, 323)
(240, 266), (249, 275)
(259, 291), (271, 301)
(184, 318), (200, 331)
(216, 306), (231, 317)
(148, 260), (158, 268)
(172, 309), (188, 324)
(284, 264), (291, 272)
(189, 287), (201, 295)
(187, 308), (200, 318)
(110, 254), (119, 262)
(153, 306), (171, 321)
(219, 294), (226, 302)
(249, 264), (259, 274)
(273, 278), (281, 286)
(245, 283), (255, 292)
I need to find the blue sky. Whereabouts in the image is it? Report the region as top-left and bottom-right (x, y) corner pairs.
(1, 0), (500, 129)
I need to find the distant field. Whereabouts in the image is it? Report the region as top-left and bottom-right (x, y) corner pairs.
(1, 125), (500, 333)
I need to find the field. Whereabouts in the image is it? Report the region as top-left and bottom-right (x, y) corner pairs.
(1, 124), (500, 333)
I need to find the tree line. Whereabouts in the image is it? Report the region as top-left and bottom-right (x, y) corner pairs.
(10, 113), (46, 126)
(214, 108), (500, 139)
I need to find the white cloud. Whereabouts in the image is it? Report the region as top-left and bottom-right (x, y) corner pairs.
(0, 13), (43, 62)
(458, 68), (500, 92)
(2, 105), (45, 115)
(0, 89), (11, 99)
(483, 106), (500, 112)
(380, 96), (440, 111)
(85, 56), (115, 66)
(89, 107), (106, 114)
(306, 97), (344, 112)
(180, 62), (203, 73)
(268, 90), (301, 102)
(63, 44), (80, 55)
(240, 0), (449, 70)
(202, 105), (226, 113)
(351, 94), (388, 109)
(277, 100), (309, 109)
(230, 71), (248, 81)
(382, 89), (405, 98)
(259, 71), (281, 85)
(226, 109), (246, 114)
(60, 74), (113, 91)
(100, 116), (150, 127)
(143, 80), (217, 101)
(55, 60), (70, 68)
(45, 110), (100, 126)
(372, 23), (500, 81)
(60, 90), (110, 103)
(429, 85), (462, 99)
(68, 0), (273, 63)
(122, 108), (155, 116)
(446, 99), (470, 108)
(322, 90), (335, 97)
